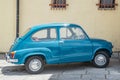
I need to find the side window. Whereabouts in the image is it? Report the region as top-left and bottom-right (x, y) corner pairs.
(50, 28), (56, 38)
(60, 27), (85, 40)
(60, 28), (72, 39)
(32, 28), (57, 41)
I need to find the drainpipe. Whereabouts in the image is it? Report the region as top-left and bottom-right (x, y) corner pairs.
(16, 0), (19, 38)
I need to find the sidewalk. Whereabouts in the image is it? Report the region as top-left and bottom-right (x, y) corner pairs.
(0, 53), (120, 80)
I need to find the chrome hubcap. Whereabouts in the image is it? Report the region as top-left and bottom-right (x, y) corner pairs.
(29, 59), (42, 72)
(95, 54), (106, 66)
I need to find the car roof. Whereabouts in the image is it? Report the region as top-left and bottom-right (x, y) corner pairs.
(31, 23), (81, 30)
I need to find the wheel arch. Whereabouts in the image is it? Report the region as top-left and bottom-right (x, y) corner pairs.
(94, 48), (111, 58)
(24, 54), (46, 64)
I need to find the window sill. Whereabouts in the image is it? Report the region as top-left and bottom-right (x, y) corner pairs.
(49, 4), (69, 9)
(98, 8), (116, 10)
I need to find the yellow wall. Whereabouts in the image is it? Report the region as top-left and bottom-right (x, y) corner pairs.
(0, 0), (16, 52)
(0, 0), (120, 52)
(20, 0), (120, 51)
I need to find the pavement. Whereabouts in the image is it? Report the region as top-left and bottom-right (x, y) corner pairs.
(0, 53), (120, 80)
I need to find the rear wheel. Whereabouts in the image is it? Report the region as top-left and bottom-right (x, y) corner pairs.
(25, 56), (44, 74)
(93, 51), (110, 68)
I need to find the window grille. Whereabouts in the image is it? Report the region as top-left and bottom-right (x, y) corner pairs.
(49, 0), (68, 9)
(96, 0), (118, 9)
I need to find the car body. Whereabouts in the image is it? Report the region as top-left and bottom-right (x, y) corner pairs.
(6, 23), (113, 74)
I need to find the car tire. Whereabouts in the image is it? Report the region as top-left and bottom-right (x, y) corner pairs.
(92, 51), (110, 68)
(25, 56), (44, 74)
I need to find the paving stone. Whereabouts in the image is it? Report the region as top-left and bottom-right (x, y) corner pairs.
(86, 68), (108, 75)
(82, 74), (106, 79)
(106, 79), (120, 80)
(91, 79), (107, 80)
(42, 70), (62, 75)
(24, 75), (46, 80)
(45, 74), (59, 80)
(1, 75), (26, 80)
(58, 74), (81, 80)
(109, 70), (120, 75)
(106, 74), (120, 80)
(63, 69), (86, 75)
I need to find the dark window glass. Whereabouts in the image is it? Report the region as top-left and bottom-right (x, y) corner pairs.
(99, 0), (115, 8)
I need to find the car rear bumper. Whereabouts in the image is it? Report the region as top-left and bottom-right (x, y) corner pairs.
(5, 53), (18, 63)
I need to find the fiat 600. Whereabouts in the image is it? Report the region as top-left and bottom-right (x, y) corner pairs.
(6, 23), (113, 74)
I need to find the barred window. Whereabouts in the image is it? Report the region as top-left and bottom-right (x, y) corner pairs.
(49, 0), (68, 9)
(96, 0), (118, 9)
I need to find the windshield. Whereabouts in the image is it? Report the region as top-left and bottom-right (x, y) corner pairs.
(20, 28), (31, 37)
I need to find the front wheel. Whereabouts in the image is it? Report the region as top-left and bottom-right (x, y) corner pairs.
(92, 51), (110, 68)
(25, 56), (44, 74)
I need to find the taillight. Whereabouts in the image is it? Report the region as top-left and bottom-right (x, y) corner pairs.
(11, 52), (15, 58)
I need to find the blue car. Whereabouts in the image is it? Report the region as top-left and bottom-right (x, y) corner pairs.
(6, 23), (113, 74)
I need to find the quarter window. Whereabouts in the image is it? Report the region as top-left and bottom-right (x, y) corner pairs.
(32, 28), (57, 41)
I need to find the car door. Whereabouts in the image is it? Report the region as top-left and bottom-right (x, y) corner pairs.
(29, 27), (60, 64)
(59, 26), (93, 63)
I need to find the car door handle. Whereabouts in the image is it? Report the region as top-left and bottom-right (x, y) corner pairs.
(59, 40), (64, 45)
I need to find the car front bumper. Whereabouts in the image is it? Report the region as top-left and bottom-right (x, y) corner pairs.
(5, 53), (18, 63)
